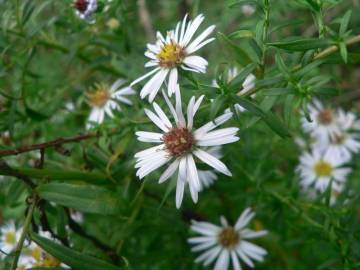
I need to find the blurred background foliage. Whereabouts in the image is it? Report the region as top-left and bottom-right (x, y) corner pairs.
(0, 0), (360, 269)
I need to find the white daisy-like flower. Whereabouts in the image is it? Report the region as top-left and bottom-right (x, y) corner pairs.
(296, 149), (351, 193)
(301, 99), (340, 145)
(135, 87), (239, 208)
(73, 0), (97, 23)
(188, 208), (268, 270)
(131, 14), (216, 102)
(0, 222), (21, 255)
(87, 79), (135, 127)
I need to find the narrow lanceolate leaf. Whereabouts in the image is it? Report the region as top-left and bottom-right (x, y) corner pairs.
(0, 166), (107, 184)
(37, 183), (123, 215)
(30, 233), (126, 270)
(217, 32), (252, 66)
(228, 30), (254, 39)
(232, 95), (291, 138)
(268, 38), (332, 51)
(228, 63), (257, 92)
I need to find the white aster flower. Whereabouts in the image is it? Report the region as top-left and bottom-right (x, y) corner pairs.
(135, 88), (239, 208)
(73, 0), (97, 23)
(0, 222), (22, 255)
(131, 14), (215, 102)
(189, 208), (268, 270)
(296, 149), (351, 193)
(337, 108), (360, 131)
(87, 79), (135, 127)
(301, 99), (340, 145)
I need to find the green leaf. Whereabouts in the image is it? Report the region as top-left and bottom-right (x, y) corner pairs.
(217, 32), (252, 66)
(232, 95), (291, 138)
(0, 166), (107, 184)
(339, 10), (352, 36)
(339, 42), (348, 63)
(37, 183), (123, 215)
(228, 63), (257, 92)
(30, 232), (126, 270)
(275, 53), (289, 75)
(268, 38), (332, 51)
(263, 88), (294, 96)
(228, 30), (254, 39)
(210, 95), (226, 120)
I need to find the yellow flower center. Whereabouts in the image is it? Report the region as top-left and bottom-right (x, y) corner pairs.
(4, 231), (16, 244)
(313, 160), (333, 177)
(218, 227), (239, 249)
(156, 42), (185, 68)
(87, 83), (110, 108)
(32, 247), (61, 268)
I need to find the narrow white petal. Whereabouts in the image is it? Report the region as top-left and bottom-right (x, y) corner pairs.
(175, 173), (185, 208)
(194, 112), (233, 136)
(153, 102), (172, 129)
(193, 148), (232, 176)
(144, 109), (169, 132)
(168, 68), (178, 96)
(131, 67), (160, 86)
(214, 250), (230, 270)
(159, 159), (180, 183)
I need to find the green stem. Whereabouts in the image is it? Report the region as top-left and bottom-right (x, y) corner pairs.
(10, 196), (37, 270)
(260, 0), (270, 77)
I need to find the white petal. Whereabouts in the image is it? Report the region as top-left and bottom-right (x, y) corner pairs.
(193, 148), (232, 176)
(136, 131), (163, 143)
(159, 159), (179, 183)
(183, 55), (208, 73)
(214, 249), (230, 270)
(153, 102), (172, 129)
(144, 108), (169, 132)
(168, 68), (178, 96)
(131, 67), (160, 86)
(194, 112), (233, 136)
(186, 25), (216, 54)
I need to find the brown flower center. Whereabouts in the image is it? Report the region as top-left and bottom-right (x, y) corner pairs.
(162, 127), (194, 157)
(74, 0), (89, 12)
(218, 227), (239, 249)
(313, 160), (333, 177)
(87, 84), (110, 108)
(318, 109), (333, 125)
(156, 43), (185, 68)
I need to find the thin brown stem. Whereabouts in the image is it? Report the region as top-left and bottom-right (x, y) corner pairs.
(0, 133), (99, 157)
(138, 0), (154, 41)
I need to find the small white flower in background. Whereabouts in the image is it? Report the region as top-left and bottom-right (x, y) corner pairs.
(314, 130), (360, 162)
(70, 209), (84, 224)
(296, 149), (351, 193)
(135, 87), (239, 208)
(24, 230), (68, 268)
(87, 79), (135, 127)
(301, 99), (340, 145)
(241, 4), (256, 16)
(188, 208), (268, 270)
(73, 0), (97, 23)
(198, 146), (222, 191)
(0, 222), (22, 255)
(131, 14), (215, 102)
(214, 67), (256, 113)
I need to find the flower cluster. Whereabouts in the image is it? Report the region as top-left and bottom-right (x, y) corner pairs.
(296, 99), (360, 203)
(0, 223), (66, 269)
(129, 14), (268, 269)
